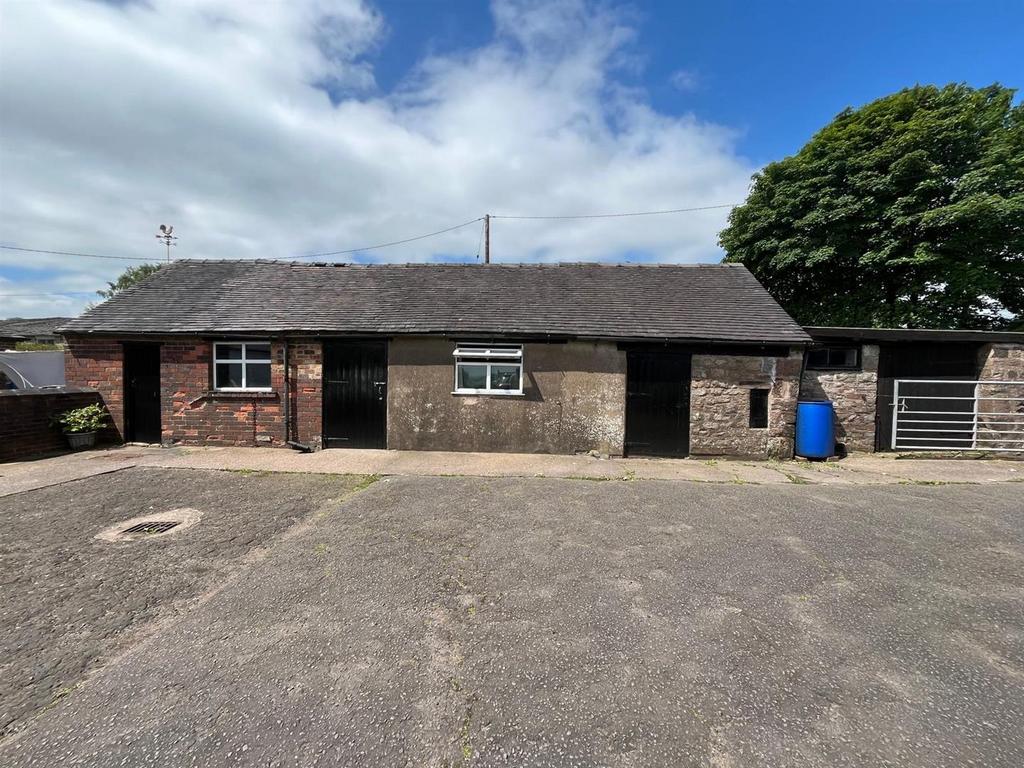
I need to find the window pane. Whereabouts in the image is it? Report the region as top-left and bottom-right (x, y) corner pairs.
(246, 362), (271, 388)
(457, 364), (487, 389)
(490, 364), (520, 390)
(216, 363), (244, 388)
(833, 348), (857, 368)
(216, 344), (243, 360)
(806, 349), (829, 369)
(246, 343), (271, 361)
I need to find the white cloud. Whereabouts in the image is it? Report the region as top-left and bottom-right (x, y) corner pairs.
(0, 0), (753, 317)
(670, 68), (700, 92)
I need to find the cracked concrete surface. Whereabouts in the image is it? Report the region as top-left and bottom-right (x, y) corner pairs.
(0, 468), (370, 741)
(1, 472), (1022, 767)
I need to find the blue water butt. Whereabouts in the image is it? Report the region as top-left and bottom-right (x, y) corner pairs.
(795, 401), (835, 459)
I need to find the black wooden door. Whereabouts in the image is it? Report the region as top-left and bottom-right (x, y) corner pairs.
(123, 343), (161, 443)
(625, 351), (691, 457)
(323, 341), (387, 449)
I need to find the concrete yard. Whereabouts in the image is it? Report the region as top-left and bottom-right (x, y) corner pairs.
(1, 444), (1021, 497)
(0, 456), (1022, 767)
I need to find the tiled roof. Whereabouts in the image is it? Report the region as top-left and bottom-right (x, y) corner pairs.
(60, 260), (809, 344)
(0, 317), (73, 338)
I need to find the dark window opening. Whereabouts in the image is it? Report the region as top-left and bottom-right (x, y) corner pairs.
(806, 346), (860, 371)
(749, 388), (769, 429)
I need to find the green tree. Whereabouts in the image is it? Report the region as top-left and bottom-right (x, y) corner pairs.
(96, 264), (162, 300)
(720, 84), (1024, 329)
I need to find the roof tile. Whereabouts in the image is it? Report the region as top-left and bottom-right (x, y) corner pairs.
(60, 260), (809, 344)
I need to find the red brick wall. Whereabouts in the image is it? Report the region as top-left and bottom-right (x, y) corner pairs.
(64, 338), (124, 438)
(288, 340), (323, 447)
(0, 388), (104, 462)
(64, 336), (324, 448)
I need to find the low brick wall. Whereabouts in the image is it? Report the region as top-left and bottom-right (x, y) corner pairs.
(0, 387), (105, 462)
(800, 344), (880, 452)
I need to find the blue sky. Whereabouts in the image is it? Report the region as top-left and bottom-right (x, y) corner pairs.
(374, 0), (1023, 164)
(1, 0), (1021, 317)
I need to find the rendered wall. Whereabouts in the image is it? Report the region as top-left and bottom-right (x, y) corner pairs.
(387, 337), (627, 455)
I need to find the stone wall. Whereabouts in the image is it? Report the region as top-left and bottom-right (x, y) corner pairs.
(0, 387), (105, 462)
(64, 336), (324, 448)
(976, 343), (1024, 452)
(387, 337), (626, 455)
(800, 344), (879, 452)
(689, 349), (802, 459)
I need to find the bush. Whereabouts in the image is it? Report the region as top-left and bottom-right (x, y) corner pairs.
(54, 404), (109, 434)
(14, 341), (62, 351)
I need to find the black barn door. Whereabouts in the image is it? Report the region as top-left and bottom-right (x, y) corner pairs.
(625, 350), (691, 457)
(123, 342), (161, 443)
(323, 341), (387, 449)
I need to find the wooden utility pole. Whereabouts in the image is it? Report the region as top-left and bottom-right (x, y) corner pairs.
(483, 214), (490, 264)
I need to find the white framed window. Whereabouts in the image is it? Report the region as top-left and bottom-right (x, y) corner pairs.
(453, 345), (523, 395)
(213, 341), (272, 391)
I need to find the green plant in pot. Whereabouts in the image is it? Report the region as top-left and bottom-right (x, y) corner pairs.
(54, 404), (109, 450)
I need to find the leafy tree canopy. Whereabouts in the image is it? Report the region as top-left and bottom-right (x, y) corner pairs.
(97, 264), (162, 300)
(720, 84), (1023, 329)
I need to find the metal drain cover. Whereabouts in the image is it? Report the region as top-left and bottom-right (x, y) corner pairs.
(96, 508), (202, 543)
(122, 521), (179, 535)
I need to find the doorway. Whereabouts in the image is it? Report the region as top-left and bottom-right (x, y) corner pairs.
(625, 350), (691, 457)
(322, 341), (388, 449)
(123, 342), (161, 443)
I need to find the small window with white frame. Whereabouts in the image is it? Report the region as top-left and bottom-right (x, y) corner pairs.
(213, 341), (272, 391)
(453, 344), (523, 395)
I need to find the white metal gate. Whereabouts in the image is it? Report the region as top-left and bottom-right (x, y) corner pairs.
(891, 379), (1024, 452)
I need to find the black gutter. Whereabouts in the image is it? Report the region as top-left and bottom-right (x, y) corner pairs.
(805, 326), (1024, 344)
(61, 329), (812, 345)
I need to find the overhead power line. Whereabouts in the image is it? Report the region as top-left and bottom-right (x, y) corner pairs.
(0, 245), (157, 262)
(491, 203), (738, 220)
(0, 204), (738, 266)
(293, 217), (485, 259)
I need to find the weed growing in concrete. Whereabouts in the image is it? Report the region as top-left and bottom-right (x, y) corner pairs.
(351, 474), (380, 492)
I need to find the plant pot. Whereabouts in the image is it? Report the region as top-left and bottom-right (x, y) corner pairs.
(66, 431), (97, 450)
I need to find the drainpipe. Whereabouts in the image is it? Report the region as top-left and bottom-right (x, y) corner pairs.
(283, 338), (312, 452)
